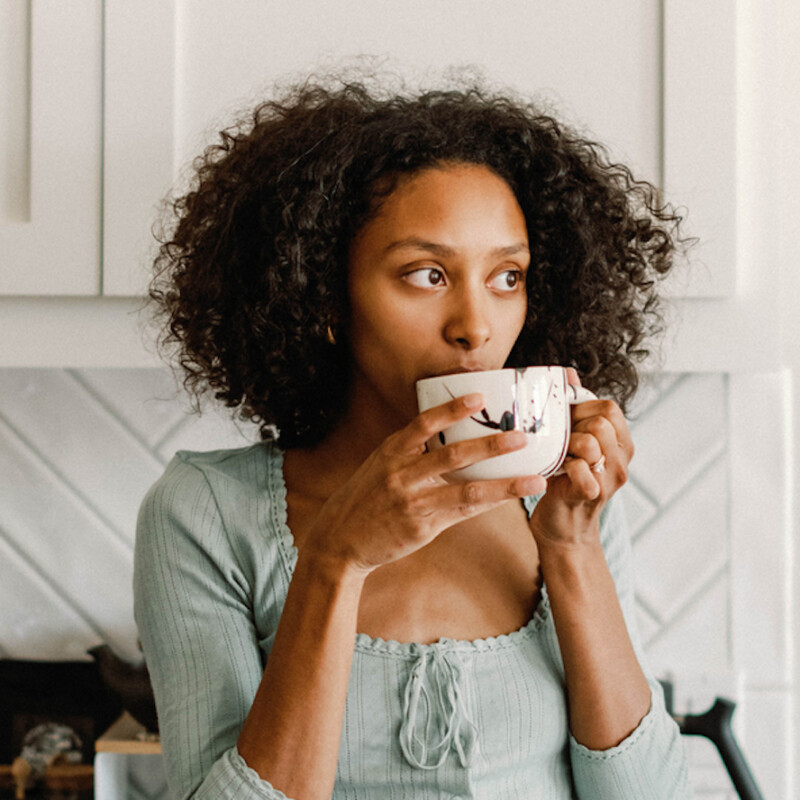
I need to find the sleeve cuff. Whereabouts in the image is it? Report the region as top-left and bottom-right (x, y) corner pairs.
(569, 684), (691, 799)
(190, 746), (296, 800)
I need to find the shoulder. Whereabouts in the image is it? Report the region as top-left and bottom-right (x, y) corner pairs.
(142, 441), (278, 513)
(136, 441), (285, 558)
(170, 440), (279, 488)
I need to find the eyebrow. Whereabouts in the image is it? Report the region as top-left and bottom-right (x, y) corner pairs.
(384, 236), (529, 258)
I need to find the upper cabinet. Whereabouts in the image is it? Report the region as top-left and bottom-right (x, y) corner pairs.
(101, 0), (666, 298)
(100, 0), (738, 302)
(0, 0), (781, 371)
(0, 1), (102, 295)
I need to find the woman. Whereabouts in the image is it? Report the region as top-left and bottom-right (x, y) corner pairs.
(136, 78), (691, 799)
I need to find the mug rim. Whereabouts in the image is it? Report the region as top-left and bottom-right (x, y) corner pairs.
(415, 365), (565, 389)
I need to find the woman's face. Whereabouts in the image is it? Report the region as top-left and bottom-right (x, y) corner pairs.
(346, 163), (530, 428)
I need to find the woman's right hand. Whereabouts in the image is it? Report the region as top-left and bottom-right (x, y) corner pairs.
(301, 393), (547, 576)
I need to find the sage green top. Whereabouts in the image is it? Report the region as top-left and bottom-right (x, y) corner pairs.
(134, 442), (690, 799)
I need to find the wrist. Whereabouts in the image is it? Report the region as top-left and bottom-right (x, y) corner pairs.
(537, 535), (607, 593)
(295, 544), (371, 592)
(530, 511), (602, 555)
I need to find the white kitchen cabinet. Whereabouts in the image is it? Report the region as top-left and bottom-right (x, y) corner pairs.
(100, 0), (739, 301)
(0, 1), (102, 295)
(2, 0), (755, 370)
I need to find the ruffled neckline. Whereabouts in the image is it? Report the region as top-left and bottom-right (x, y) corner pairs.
(267, 442), (551, 658)
(265, 442), (300, 576)
(352, 592), (550, 657)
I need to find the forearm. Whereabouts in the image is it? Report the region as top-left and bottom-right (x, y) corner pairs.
(237, 551), (367, 800)
(539, 534), (651, 751)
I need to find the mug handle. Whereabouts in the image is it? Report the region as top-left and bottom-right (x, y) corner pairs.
(550, 383), (598, 477)
(568, 384), (597, 405)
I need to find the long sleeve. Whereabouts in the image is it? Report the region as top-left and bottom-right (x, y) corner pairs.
(134, 454), (293, 800)
(567, 494), (692, 798)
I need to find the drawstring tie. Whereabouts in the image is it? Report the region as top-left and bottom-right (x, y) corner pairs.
(399, 647), (479, 769)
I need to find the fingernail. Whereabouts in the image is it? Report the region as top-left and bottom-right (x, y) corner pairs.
(462, 393), (484, 409)
(505, 431), (528, 447)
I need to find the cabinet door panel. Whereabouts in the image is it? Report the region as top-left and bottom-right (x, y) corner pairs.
(663, 0), (737, 300)
(101, 2), (175, 297)
(0, 1), (102, 295)
(102, 0), (662, 297)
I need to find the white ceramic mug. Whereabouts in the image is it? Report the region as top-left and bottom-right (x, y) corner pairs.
(415, 366), (596, 481)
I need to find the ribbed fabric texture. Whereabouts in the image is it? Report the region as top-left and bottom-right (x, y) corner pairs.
(134, 442), (691, 800)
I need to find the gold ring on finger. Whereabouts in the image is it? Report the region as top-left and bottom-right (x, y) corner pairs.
(589, 455), (606, 474)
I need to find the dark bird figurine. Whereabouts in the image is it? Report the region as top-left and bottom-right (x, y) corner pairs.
(87, 645), (159, 733)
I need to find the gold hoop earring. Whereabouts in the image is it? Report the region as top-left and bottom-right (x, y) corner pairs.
(326, 325), (336, 346)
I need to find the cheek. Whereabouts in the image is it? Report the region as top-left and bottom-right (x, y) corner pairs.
(355, 287), (425, 337)
(348, 297), (412, 368)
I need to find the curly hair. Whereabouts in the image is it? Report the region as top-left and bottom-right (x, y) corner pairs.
(149, 78), (685, 448)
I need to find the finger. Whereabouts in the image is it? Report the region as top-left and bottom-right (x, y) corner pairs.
(572, 414), (617, 453)
(416, 430), (529, 481)
(571, 398), (633, 458)
(565, 431), (604, 468)
(568, 418), (630, 488)
(430, 473), (547, 527)
(389, 393), (485, 455)
(572, 401), (634, 461)
(565, 367), (581, 387)
(558, 457), (602, 502)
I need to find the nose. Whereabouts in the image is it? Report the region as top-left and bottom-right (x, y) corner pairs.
(443, 286), (491, 350)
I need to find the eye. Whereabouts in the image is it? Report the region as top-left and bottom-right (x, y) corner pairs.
(489, 269), (524, 292)
(404, 267), (446, 288)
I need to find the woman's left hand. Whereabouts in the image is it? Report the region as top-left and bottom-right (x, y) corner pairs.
(528, 369), (634, 550)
